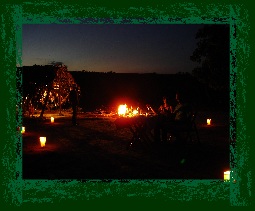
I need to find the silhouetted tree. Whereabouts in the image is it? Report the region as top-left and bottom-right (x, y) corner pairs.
(40, 64), (79, 117)
(190, 25), (230, 102)
(21, 64), (80, 118)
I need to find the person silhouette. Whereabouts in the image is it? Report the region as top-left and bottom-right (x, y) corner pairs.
(154, 96), (173, 143)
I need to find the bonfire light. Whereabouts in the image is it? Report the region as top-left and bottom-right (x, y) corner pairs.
(40, 137), (46, 147)
(133, 109), (138, 115)
(118, 104), (127, 116)
(207, 118), (211, 125)
(118, 104), (141, 117)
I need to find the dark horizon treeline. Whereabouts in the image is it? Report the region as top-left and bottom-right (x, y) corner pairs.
(70, 71), (229, 112)
(18, 66), (229, 112)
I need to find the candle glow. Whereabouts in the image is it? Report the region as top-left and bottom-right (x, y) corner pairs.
(224, 171), (230, 181)
(21, 127), (25, 134)
(207, 119), (211, 125)
(40, 137), (46, 147)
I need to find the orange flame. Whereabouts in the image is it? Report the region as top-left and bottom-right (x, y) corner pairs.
(118, 104), (127, 116)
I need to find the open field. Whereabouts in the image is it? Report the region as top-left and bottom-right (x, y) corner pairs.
(22, 110), (230, 180)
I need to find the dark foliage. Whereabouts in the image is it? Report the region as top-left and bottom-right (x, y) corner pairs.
(19, 66), (229, 114)
(190, 25), (230, 92)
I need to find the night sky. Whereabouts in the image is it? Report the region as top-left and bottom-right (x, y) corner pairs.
(22, 24), (203, 74)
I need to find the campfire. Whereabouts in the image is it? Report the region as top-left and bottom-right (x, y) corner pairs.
(85, 103), (156, 118)
(117, 104), (155, 117)
(118, 104), (140, 117)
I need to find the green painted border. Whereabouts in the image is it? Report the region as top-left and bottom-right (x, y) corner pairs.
(1, 0), (253, 208)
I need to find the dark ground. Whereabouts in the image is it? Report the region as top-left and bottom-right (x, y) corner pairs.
(22, 110), (230, 180)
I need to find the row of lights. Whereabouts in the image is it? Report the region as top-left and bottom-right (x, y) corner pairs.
(20, 116), (55, 147)
(22, 115), (229, 180)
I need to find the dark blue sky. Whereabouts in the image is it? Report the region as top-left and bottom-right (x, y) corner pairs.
(22, 24), (203, 74)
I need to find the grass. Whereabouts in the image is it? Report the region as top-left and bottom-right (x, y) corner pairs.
(21, 110), (230, 180)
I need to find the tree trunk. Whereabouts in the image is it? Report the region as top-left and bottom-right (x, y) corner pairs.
(39, 84), (53, 118)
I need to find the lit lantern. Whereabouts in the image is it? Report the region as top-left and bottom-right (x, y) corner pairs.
(207, 119), (211, 125)
(40, 137), (46, 147)
(224, 171), (230, 181)
(51, 117), (54, 123)
(21, 127), (25, 134)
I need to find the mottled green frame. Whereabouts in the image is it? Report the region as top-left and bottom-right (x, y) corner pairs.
(0, 1), (251, 207)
